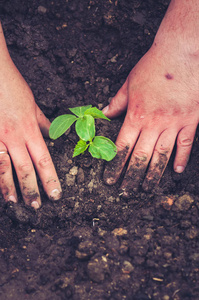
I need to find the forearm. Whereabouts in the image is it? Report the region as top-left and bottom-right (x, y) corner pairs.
(155, 0), (199, 52)
(0, 23), (13, 67)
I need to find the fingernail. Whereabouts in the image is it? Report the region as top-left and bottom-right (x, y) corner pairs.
(50, 188), (62, 201)
(102, 105), (109, 115)
(8, 195), (17, 203)
(175, 166), (184, 173)
(31, 201), (40, 209)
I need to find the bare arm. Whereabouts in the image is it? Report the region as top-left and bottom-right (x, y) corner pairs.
(0, 23), (62, 208)
(103, 0), (199, 196)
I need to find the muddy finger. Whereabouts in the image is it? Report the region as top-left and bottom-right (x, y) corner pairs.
(103, 146), (130, 185)
(0, 145), (17, 203)
(103, 112), (141, 185)
(119, 129), (159, 197)
(142, 130), (176, 191)
(26, 133), (62, 201)
(120, 152), (148, 197)
(9, 145), (41, 209)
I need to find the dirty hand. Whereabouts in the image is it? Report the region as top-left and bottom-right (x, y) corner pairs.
(0, 25), (61, 209)
(103, 0), (199, 196)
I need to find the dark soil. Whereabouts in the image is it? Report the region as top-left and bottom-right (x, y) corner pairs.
(1, 1), (199, 299)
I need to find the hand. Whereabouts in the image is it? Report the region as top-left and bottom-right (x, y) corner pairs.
(103, 38), (199, 197)
(0, 52), (62, 209)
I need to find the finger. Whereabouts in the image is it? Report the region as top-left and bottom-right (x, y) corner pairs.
(142, 129), (177, 192)
(0, 143), (17, 203)
(102, 79), (128, 118)
(104, 113), (140, 185)
(9, 145), (41, 209)
(174, 124), (197, 173)
(36, 104), (51, 138)
(26, 132), (62, 201)
(120, 129), (159, 197)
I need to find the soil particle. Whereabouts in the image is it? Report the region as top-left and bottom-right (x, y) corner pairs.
(189, 253), (199, 263)
(66, 173), (76, 186)
(87, 179), (98, 193)
(122, 260), (134, 273)
(37, 6), (47, 14)
(119, 240), (129, 255)
(160, 195), (174, 210)
(69, 166), (78, 176)
(75, 250), (91, 260)
(173, 193), (194, 211)
(112, 227), (128, 236)
(185, 226), (199, 239)
(87, 255), (110, 283)
(77, 167), (85, 184)
(129, 239), (149, 258)
(180, 219), (191, 229)
(76, 240), (96, 259)
(5, 202), (34, 224)
(73, 227), (93, 240)
(104, 233), (120, 251)
(67, 48), (78, 58)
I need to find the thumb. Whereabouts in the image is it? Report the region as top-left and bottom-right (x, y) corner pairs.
(102, 79), (128, 118)
(36, 104), (51, 137)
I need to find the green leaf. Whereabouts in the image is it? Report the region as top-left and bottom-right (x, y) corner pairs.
(88, 136), (117, 161)
(73, 139), (89, 157)
(49, 114), (77, 139)
(69, 105), (92, 117)
(75, 115), (95, 141)
(84, 107), (110, 121)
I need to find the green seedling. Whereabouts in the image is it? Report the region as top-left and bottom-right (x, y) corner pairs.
(49, 105), (117, 161)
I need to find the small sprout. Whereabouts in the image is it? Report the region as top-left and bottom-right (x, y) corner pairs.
(49, 105), (117, 161)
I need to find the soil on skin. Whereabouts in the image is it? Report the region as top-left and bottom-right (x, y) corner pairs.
(1, 1), (199, 299)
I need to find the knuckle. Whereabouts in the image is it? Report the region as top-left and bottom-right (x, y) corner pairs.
(126, 111), (135, 124)
(18, 163), (33, 173)
(109, 97), (122, 114)
(38, 154), (52, 169)
(154, 145), (170, 154)
(178, 137), (193, 147)
(157, 143), (170, 152)
(132, 150), (148, 162)
(116, 141), (130, 152)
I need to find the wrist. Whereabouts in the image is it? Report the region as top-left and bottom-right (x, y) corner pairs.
(153, 0), (199, 55)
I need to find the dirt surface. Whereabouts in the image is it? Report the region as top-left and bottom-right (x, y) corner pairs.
(1, 1), (199, 299)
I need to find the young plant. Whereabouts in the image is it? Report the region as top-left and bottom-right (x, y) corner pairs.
(49, 105), (117, 161)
